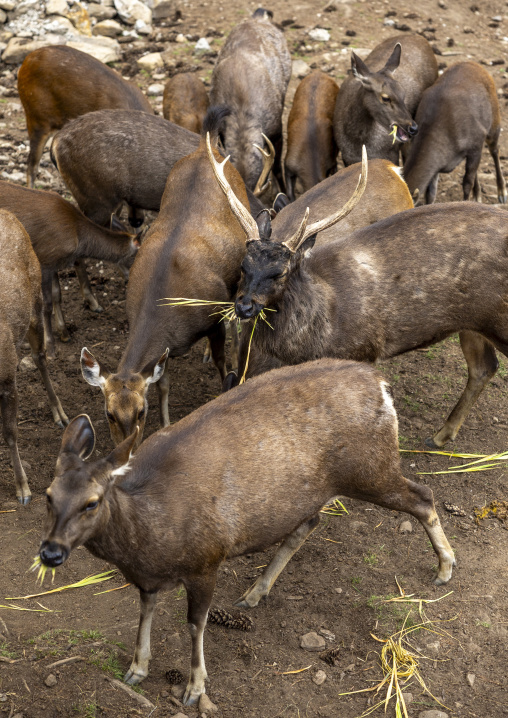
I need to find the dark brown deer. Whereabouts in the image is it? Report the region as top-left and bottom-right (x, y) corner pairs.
(0, 210), (68, 504)
(403, 61), (507, 205)
(212, 147), (508, 448)
(38, 360), (455, 703)
(18, 45), (153, 188)
(79, 109), (254, 447)
(50, 109), (265, 227)
(284, 70), (339, 201)
(210, 8), (291, 194)
(0, 181), (138, 358)
(333, 35), (437, 166)
(163, 72), (210, 134)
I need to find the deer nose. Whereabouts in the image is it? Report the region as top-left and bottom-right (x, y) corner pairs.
(235, 296), (255, 319)
(408, 121), (418, 137)
(40, 542), (67, 567)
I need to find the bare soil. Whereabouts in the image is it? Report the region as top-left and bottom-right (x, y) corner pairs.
(1, 1), (508, 717)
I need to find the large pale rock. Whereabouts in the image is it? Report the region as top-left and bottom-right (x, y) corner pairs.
(113, 0), (152, 26)
(13, 0), (38, 15)
(66, 1), (92, 35)
(43, 16), (75, 35)
(66, 35), (121, 62)
(137, 51), (163, 70)
(92, 19), (122, 36)
(0, 9), (6, 23)
(300, 632), (326, 652)
(46, 0), (69, 16)
(151, 0), (175, 20)
(87, 3), (117, 19)
(1, 35), (62, 64)
(292, 59), (311, 78)
(0, 1), (15, 10)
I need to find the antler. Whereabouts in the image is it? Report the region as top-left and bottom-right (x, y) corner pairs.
(282, 145), (369, 252)
(253, 133), (275, 197)
(206, 132), (260, 241)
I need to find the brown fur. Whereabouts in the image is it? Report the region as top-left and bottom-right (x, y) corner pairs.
(18, 45), (153, 188)
(403, 61), (507, 204)
(163, 73), (209, 133)
(285, 71), (339, 200)
(0, 210), (67, 503)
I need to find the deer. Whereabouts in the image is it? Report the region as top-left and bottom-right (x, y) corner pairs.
(50, 109), (266, 228)
(403, 61), (507, 205)
(0, 181), (138, 358)
(18, 45), (153, 189)
(284, 70), (339, 201)
(163, 72), (210, 134)
(0, 210), (68, 504)
(333, 35), (437, 167)
(79, 108), (256, 448)
(210, 145), (508, 449)
(210, 8), (291, 196)
(38, 359), (455, 704)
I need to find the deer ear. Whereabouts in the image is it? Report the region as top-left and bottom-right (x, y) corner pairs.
(255, 209), (272, 240)
(141, 348), (169, 385)
(81, 348), (109, 390)
(296, 233), (317, 257)
(383, 43), (401, 74)
(60, 415), (96, 460)
(351, 52), (372, 86)
(108, 428), (139, 477)
(273, 193), (290, 213)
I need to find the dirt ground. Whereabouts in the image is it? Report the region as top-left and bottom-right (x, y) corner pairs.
(1, 0), (508, 717)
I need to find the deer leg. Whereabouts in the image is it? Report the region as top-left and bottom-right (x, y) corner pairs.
(472, 173), (482, 202)
(284, 167), (296, 202)
(235, 514), (320, 609)
(228, 320), (239, 372)
(41, 270), (56, 360)
(425, 174), (439, 204)
(51, 273), (70, 343)
(124, 589), (158, 685)
(74, 259), (103, 313)
(27, 309), (68, 428)
(182, 573), (216, 706)
(202, 338), (212, 364)
(208, 322), (227, 382)
(128, 205), (145, 229)
(156, 361), (170, 427)
(486, 131), (507, 203)
(0, 377), (31, 505)
(462, 150), (482, 201)
(26, 127), (49, 188)
(428, 331), (498, 448)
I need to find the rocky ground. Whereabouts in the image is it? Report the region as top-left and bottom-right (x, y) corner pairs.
(1, 1), (508, 718)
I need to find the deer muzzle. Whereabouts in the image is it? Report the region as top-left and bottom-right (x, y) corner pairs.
(39, 541), (69, 567)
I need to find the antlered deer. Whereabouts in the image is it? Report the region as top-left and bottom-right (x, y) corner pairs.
(39, 360), (455, 703)
(333, 35), (437, 166)
(163, 72), (209, 134)
(284, 70), (339, 200)
(403, 61), (507, 205)
(210, 8), (291, 194)
(18, 45), (153, 188)
(211, 146), (508, 448)
(0, 210), (68, 504)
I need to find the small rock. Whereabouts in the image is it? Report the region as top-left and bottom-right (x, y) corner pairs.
(463, 26), (474, 33)
(350, 520), (369, 532)
(19, 356), (36, 372)
(194, 37), (210, 53)
(418, 712), (448, 718)
(43, 16), (75, 35)
(300, 631), (326, 652)
(171, 684), (185, 699)
(87, 3), (117, 20)
(175, 33), (186, 42)
(66, 37), (121, 63)
(46, 0), (68, 15)
(147, 83), (164, 95)
(114, 0), (151, 26)
(134, 18), (152, 35)
(399, 520), (413, 534)
(345, 663), (355, 672)
(44, 673), (58, 687)
(309, 27), (330, 41)
(425, 640), (440, 655)
(402, 692), (413, 706)
(492, 15), (503, 22)
(172, 714), (188, 718)
(12, 713), (24, 718)
(438, 1), (447, 7)
(466, 672), (475, 687)
(318, 628), (335, 642)
(0, 1), (15, 10)
(198, 693), (218, 713)
(137, 51), (164, 71)
(292, 59), (311, 78)
(92, 19), (122, 37)
(334, 587), (343, 594)
(152, 0), (176, 20)
(20, 460), (31, 471)
(312, 669), (327, 685)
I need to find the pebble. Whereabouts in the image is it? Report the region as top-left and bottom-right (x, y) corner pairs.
(312, 669), (327, 685)
(44, 673), (58, 687)
(466, 672), (475, 687)
(418, 712), (448, 718)
(334, 587), (343, 594)
(300, 631), (326, 651)
(399, 520), (413, 534)
(194, 37), (211, 52)
(198, 693), (218, 713)
(292, 59), (311, 78)
(173, 714), (188, 718)
(137, 51), (163, 70)
(318, 628), (335, 642)
(19, 355), (37, 372)
(425, 640), (440, 655)
(147, 83), (165, 95)
(309, 28), (330, 41)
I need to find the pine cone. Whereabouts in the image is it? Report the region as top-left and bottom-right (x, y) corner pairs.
(320, 646), (341, 666)
(208, 607), (254, 631)
(165, 668), (185, 684)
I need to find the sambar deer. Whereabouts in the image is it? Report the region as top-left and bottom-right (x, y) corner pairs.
(211, 146), (508, 448)
(163, 72), (210, 133)
(0, 210), (68, 504)
(39, 360), (455, 703)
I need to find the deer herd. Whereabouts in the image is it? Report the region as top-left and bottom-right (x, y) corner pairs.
(1, 6), (506, 707)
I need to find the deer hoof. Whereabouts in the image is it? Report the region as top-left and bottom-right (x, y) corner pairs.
(123, 669), (145, 686)
(424, 436), (439, 449)
(17, 493), (32, 506)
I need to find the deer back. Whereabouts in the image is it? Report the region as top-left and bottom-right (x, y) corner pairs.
(163, 73), (210, 133)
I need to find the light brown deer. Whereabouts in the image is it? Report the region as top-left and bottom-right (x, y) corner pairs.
(18, 45), (153, 188)
(0, 210), (68, 504)
(403, 61), (507, 205)
(39, 360), (455, 704)
(163, 72), (210, 134)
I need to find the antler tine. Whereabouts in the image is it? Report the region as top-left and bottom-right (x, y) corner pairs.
(253, 133), (275, 196)
(284, 145), (369, 252)
(206, 132), (260, 241)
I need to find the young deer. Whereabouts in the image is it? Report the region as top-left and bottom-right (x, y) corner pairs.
(403, 61), (507, 205)
(39, 360), (455, 704)
(334, 35), (437, 166)
(210, 146), (508, 449)
(18, 45), (153, 188)
(0, 210), (68, 504)
(0, 181), (138, 358)
(163, 73), (210, 133)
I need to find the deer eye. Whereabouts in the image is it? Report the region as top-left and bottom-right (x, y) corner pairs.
(137, 408), (145, 420)
(85, 500), (99, 512)
(106, 412), (116, 424)
(45, 491), (52, 505)
(381, 94), (390, 103)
